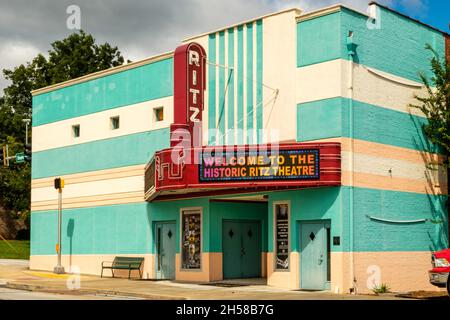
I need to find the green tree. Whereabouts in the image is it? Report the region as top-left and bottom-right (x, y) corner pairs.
(411, 44), (450, 159)
(0, 30), (128, 226)
(410, 43), (450, 246)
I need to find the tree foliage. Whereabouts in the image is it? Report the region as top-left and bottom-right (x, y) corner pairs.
(410, 44), (450, 161)
(0, 30), (127, 218)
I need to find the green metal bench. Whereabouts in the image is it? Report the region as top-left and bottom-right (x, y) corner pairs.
(101, 257), (144, 279)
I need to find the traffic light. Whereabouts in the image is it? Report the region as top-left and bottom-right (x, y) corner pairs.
(24, 143), (32, 163)
(0, 145), (5, 166)
(54, 178), (65, 190)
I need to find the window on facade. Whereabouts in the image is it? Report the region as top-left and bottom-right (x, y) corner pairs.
(110, 116), (120, 130)
(154, 107), (164, 122)
(72, 124), (80, 138)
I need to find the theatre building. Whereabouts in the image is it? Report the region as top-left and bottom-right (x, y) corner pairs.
(30, 2), (449, 293)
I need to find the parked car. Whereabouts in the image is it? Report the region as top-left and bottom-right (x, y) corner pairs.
(429, 249), (450, 296)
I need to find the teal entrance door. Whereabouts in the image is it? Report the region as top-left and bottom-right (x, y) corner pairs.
(222, 220), (261, 279)
(299, 221), (330, 290)
(155, 221), (176, 279)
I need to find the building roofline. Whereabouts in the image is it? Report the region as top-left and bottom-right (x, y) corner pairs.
(31, 50), (174, 96)
(32, 7), (302, 96)
(183, 7), (302, 42)
(296, 3), (367, 22)
(369, 1), (449, 36)
(32, 3), (448, 96)
(297, 1), (449, 38)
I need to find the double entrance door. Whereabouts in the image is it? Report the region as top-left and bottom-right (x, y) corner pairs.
(155, 221), (176, 279)
(222, 220), (261, 279)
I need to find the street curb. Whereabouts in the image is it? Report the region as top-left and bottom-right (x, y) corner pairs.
(5, 281), (186, 300)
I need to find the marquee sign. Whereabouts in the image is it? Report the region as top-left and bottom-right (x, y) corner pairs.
(199, 149), (319, 182)
(143, 42), (341, 201)
(145, 143), (341, 201)
(171, 42), (206, 150)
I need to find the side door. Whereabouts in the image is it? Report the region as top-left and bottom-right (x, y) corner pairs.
(299, 221), (328, 290)
(155, 221), (176, 279)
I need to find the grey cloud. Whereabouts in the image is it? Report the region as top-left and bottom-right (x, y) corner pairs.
(0, 0), (414, 92)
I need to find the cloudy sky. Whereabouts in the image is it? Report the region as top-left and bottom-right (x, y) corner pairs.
(0, 0), (446, 92)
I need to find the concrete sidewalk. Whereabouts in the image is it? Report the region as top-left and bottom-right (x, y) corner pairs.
(0, 260), (411, 300)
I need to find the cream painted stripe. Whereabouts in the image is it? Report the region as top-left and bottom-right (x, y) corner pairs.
(224, 30), (229, 144)
(242, 24), (248, 144)
(314, 137), (444, 164)
(32, 96), (173, 153)
(296, 59), (342, 105)
(215, 32), (220, 145)
(31, 175), (144, 203)
(31, 164), (145, 188)
(342, 171), (447, 195)
(31, 191), (144, 211)
(234, 26), (239, 144)
(341, 151), (444, 183)
(296, 59), (426, 117)
(252, 21), (257, 144)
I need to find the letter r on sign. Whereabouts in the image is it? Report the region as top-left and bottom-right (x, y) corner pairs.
(189, 50), (200, 66)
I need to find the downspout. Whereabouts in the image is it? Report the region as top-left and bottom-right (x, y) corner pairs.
(346, 31), (357, 294)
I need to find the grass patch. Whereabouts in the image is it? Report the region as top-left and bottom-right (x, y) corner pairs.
(372, 283), (391, 294)
(0, 240), (30, 259)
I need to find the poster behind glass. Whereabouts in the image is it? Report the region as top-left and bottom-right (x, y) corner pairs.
(275, 203), (289, 270)
(181, 210), (201, 269)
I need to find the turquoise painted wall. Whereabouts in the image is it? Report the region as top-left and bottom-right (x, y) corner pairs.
(218, 31), (226, 145)
(268, 187), (346, 253)
(30, 203), (151, 255)
(207, 20), (263, 146)
(256, 20), (263, 144)
(351, 187), (448, 252)
(268, 187), (447, 253)
(208, 34), (217, 145)
(227, 28), (235, 145)
(30, 187), (448, 256)
(209, 201), (268, 252)
(146, 198), (210, 254)
(31, 128), (169, 179)
(297, 97), (438, 153)
(297, 7), (446, 83)
(340, 7), (445, 83)
(32, 58), (173, 127)
(297, 12), (341, 67)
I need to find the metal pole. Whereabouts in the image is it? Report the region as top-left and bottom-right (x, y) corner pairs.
(54, 188), (65, 274)
(25, 121), (29, 145)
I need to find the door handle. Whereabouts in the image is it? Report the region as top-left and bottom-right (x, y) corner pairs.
(240, 247), (245, 257)
(318, 254), (323, 265)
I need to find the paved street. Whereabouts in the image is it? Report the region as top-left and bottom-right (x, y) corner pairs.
(0, 259), (444, 300)
(0, 285), (144, 300)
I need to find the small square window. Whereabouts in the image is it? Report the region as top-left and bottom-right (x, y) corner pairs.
(110, 116), (120, 130)
(72, 125), (80, 138)
(154, 107), (164, 122)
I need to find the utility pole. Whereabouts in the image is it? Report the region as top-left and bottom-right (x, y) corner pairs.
(53, 177), (65, 274)
(22, 119), (30, 145)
